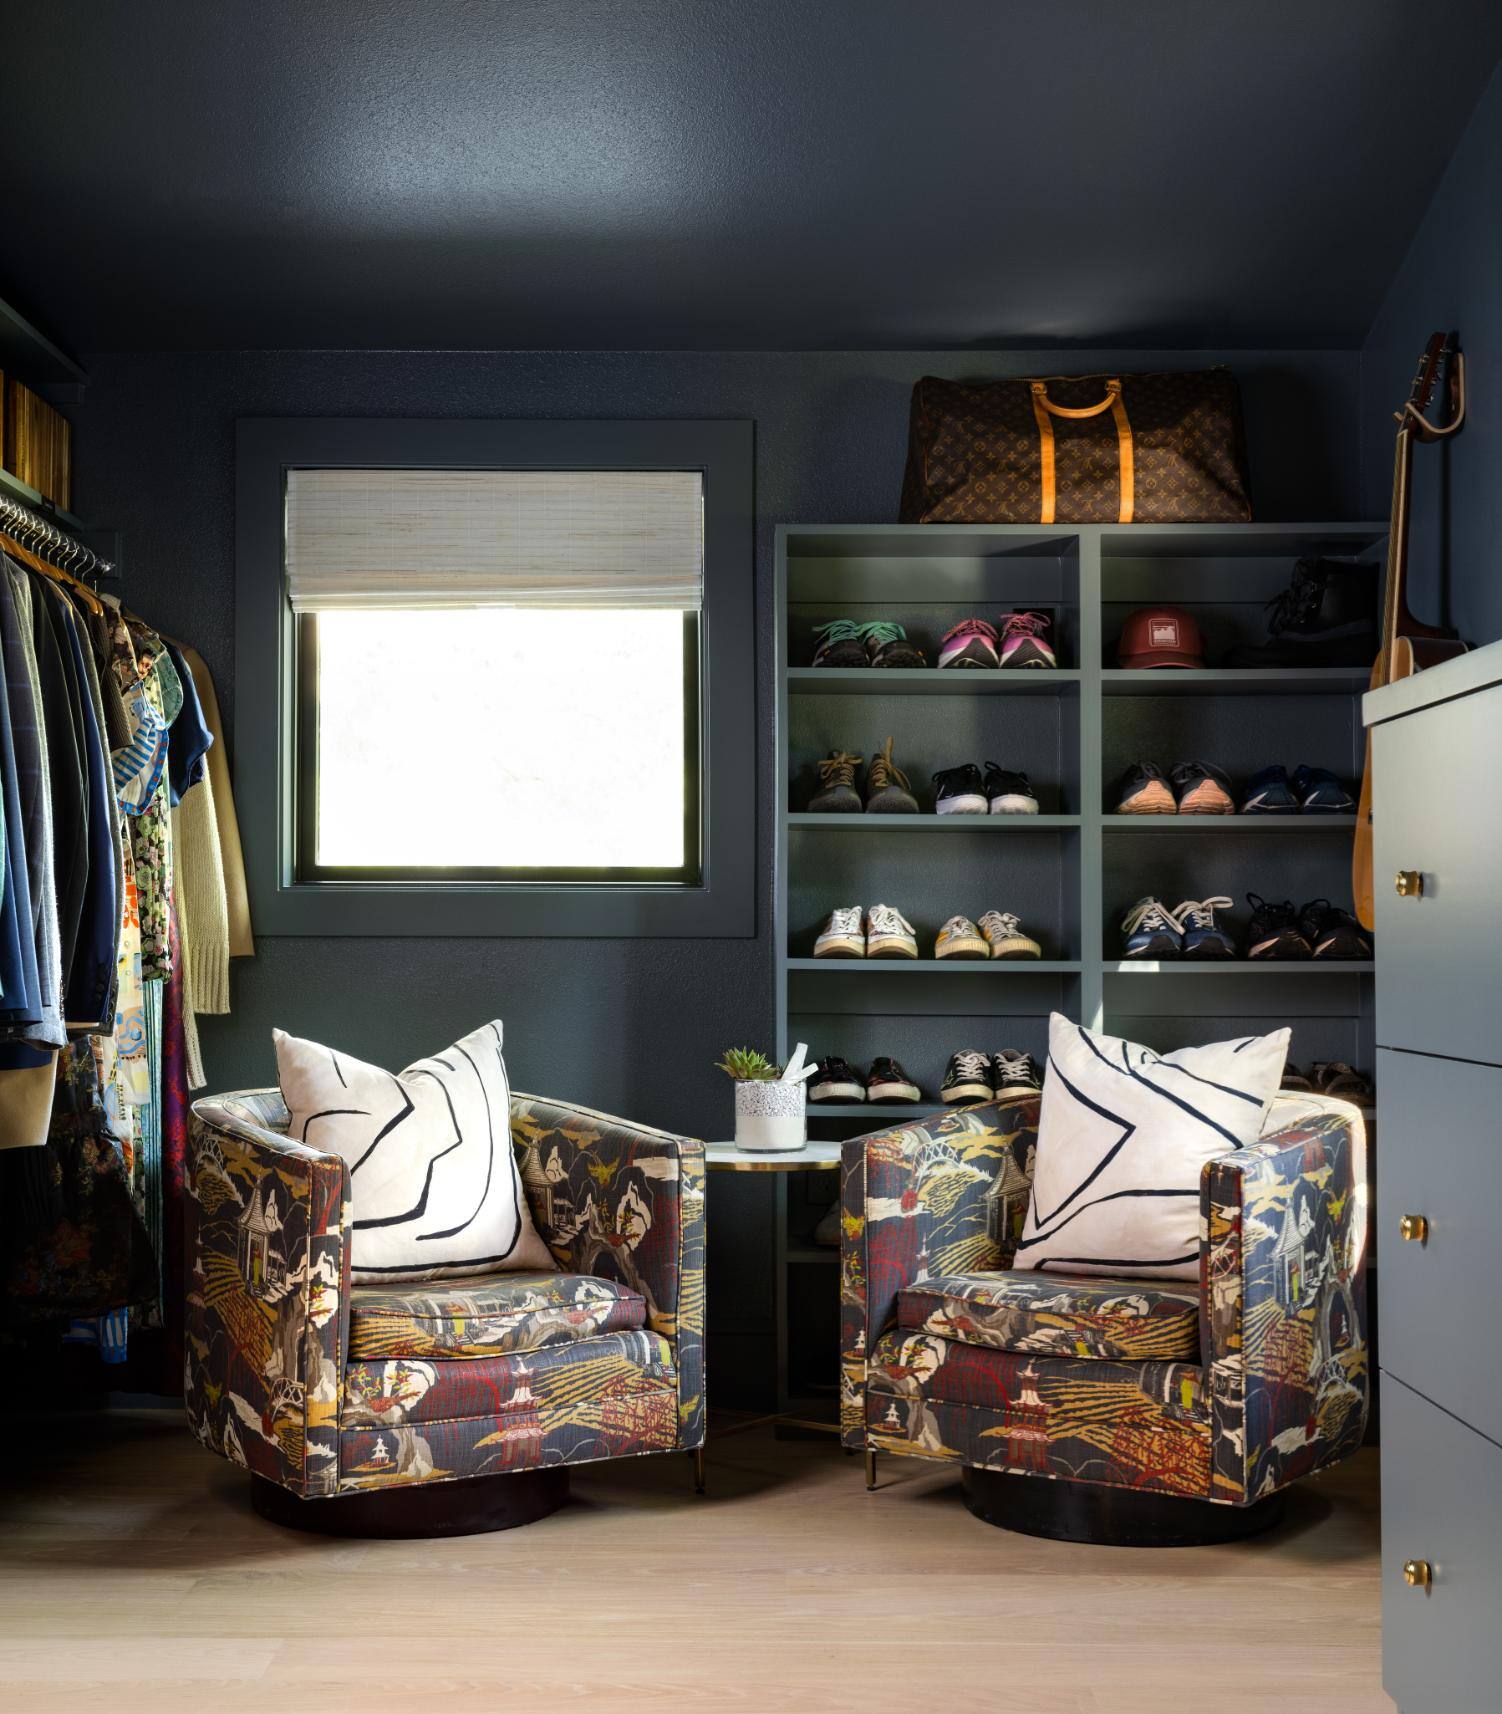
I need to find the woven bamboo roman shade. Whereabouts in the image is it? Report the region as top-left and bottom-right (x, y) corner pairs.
(284, 468), (704, 611)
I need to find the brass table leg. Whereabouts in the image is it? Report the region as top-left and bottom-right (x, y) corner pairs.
(691, 1446), (706, 1495)
(865, 1449), (877, 1491)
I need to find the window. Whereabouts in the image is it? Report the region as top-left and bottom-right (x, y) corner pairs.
(235, 418), (753, 936)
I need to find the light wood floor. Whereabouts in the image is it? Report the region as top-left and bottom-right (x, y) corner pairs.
(0, 1409), (1388, 1714)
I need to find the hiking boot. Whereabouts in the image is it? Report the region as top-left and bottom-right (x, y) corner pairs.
(867, 1056), (922, 1103)
(862, 622), (926, 668)
(1291, 765), (1356, 814)
(809, 1056), (864, 1102)
(865, 903), (918, 959)
(808, 749), (863, 813)
(941, 1049), (994, 1103)
(978, 909), (1041, 959)
(931, 763), (988, 815)
(935, 914), (989, 960)
(1246, 894), (1312, 960)
(1122, 897), (1183, 958)
(813, 906), (866, 959)
(1225, 558), (1379, 668)
(1170, 760), (1234, 815)
(1173, 895), (1237, 959)
(1298, 899), (1372, 960)
(865, 737), (918, 813)
(983, 764), (1040, 814)
(938, 618), (1000, 669)
(1241, 764), (1299, 814)
(996, 611), (1057, 669)
(1116, 761), (1177, 814)
(992, 1050), (1042, 1093)
(810, 620), (868, 669)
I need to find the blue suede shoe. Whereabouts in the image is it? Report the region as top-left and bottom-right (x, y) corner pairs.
(1240, 764), (1299, 814)
(1291, 765), (1356, 814)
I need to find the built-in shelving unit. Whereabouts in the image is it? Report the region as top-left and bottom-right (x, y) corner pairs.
(771, 519), (1385, 1421)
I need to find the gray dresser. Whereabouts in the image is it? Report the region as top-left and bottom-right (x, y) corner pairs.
(1366, 640), (1502, 1714)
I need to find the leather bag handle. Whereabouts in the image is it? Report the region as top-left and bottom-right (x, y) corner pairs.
(1028, 378), (1134, 523)
(1029, 377), (1123, 418)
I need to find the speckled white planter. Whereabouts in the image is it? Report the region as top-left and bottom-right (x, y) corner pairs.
(733, 1081), (807, 1152)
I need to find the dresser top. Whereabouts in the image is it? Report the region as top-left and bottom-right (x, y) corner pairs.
(1364, 634), (1502, 727)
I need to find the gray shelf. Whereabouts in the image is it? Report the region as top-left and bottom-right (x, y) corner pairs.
(1101, 668), (1369, 697)
(789, 813), (1081, 829)
(807, 1102), (936, 1117)
(1102, 814), (1356, 831)
(787, 667), (1081, 696)
(787, 958), (1083, 973)
(1104, 960), (1373, 975)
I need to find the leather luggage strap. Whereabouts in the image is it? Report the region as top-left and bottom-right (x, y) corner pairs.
(1029, 379), (1134, 524)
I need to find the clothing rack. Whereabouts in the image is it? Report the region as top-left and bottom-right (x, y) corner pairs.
(0, 488), (116, 580)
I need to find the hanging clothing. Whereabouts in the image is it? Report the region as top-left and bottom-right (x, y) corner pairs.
(177, 643), (252, 960)
(163, 640), (212, 806)
(27, 575), (88, 987)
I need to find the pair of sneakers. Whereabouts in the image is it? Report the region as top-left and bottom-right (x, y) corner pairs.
(1242, 765), (1355, 815)
(932, 763), (1039, 815)
(1247, 895), (1372, 960)
(808, 738), (917, 814)
(808, 1055), (921, 1104)
(1117, 760), (1233, 815)
(813, 904), (917, 960)
(941, 1049), (1042, 1103)
(936, 911), (1042, 960)
(939, 612), (1057, 670)
(1282, 1061), (1373, 1101)
(1122, 896), (1236, 959)
(811, 620), (925, 669)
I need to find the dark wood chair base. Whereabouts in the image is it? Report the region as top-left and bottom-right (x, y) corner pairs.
(960, 1466), (1287, 1547)
(250, 1466), (570, 1539)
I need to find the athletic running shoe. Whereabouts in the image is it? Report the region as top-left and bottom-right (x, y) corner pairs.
(996, 611), (1057, 669)
(992, 1050), (1043, 1093)
(862, 622), (927, 668)
(931, 763), (988, 815)
(1170, 760), (1234, 815)
(938, 618), (1000, 670)
(1116, 761), (1176, 814)
(941, 1049), (994, 1103)
(810, 620), (868, 668)
(935, 913), (989, 960)
(978, 908), (1041, 959)
(1122, 896), (1183, 958)
(984, 764), (1040, 814)
(813, 906), (866, 959)
(808, 1056), (864, 1101)
(1245, 894), (1312, 960)
(864, 736), (918, 814)
(865, 903), (918, 960)
(808, 749), (863, 813)
(866, 1056), (922, 1103)
(1298, 899), (1372, 960)
(1173, 895), (1236, 959)
(1291, 765), (1356, 814)
(1241, 764), (1299, 815)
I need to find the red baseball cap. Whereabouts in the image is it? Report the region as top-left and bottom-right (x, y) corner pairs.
(1117, 606), (1205, 669)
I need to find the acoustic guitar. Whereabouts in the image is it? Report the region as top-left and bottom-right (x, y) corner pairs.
(1352, 332), (1468, 930)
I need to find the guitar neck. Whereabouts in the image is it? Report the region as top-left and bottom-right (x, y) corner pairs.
(1381, 421), (1415, 677)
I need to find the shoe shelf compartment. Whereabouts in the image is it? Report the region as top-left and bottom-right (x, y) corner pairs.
(789, 812), (1081, 829)
(1103, 815), (1355, 832)
(788, 667), (1082, 696)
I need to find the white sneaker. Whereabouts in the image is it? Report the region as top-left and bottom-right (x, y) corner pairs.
(865, 903), (918, 960)
(814, 905), (866, 958)
(978, 909), (1042, 960)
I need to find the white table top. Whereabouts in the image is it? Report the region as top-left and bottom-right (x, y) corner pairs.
(704, 1139), (843, 1173)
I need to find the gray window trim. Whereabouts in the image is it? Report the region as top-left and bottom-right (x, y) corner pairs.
(235, 416), (756, 937)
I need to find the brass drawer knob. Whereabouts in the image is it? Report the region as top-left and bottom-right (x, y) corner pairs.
(1404, 1559), (1433, 1589)
(1399, 1214), (1429, 1243)
(1395, 870), (1424, 898)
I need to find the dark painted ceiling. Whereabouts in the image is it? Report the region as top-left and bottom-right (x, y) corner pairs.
(6, 0), (1501, 354)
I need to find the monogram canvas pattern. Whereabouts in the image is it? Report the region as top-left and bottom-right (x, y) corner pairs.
(899, 369), (1252, 524)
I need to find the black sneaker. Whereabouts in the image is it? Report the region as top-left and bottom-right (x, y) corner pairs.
(991, 1050), (1042, 1093)
(931, 762), (988, 815)
(1290, 765), (1356, 814)
(1226, 558), (1378, 668)
(810, 621), (868, 669)
(1298, 899), (1372, 960)
(808, 749), (863, 813)
(983, 764), (1040, 815)
(866, 1057), (922, 1103)
(940, 1049), (994, 1104)
(1116, 761), (1176, 815)
(808, 1056), (865, 1102)
(1169, 760), (1234, 815)
(863, 623), (926, 669)
(865, 737), (918, 813)
(1241, 765), (1299, 814)
(1246, 894), (1312, 960)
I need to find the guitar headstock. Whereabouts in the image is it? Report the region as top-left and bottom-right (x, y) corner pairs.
(1401, 332), (1449, 420)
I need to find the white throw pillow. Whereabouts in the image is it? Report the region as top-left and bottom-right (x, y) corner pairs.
(273, 1020), (555, 1283)
(1015, 1013), (1290, 1279)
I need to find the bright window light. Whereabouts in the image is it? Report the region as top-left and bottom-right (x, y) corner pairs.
(312, 608), (692, 872)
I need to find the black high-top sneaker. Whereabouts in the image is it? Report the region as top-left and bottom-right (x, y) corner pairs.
(1226, 559), (1378, 668)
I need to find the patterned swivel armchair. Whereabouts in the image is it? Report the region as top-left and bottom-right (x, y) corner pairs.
(840, 1090), (1367, 1544)
(184, 1089), (705, 1534)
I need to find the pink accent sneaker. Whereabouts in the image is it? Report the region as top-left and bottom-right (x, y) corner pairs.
(996, 611), (1057, 669)
(938, 618), (1000, 669)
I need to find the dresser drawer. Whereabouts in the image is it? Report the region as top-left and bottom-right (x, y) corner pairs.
(1372, 685), (1502, 1063)
(1382, 1376), (1502, 1714)
(1377, 1049), (1502, 1442)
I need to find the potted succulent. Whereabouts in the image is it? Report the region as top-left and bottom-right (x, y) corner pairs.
(717, 1046), (807, 1153)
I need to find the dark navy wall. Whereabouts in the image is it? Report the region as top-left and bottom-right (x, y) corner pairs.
(1361, 64), (1502, 647)
(77, 346), (1363, 1402)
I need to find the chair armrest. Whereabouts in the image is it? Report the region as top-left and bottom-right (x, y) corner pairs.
(512, 1093), (705, 1449)
(184, 1098), (351, 1498)
(1201, 1095), (1369, 1502)
(839, 1096), (1039, 1447)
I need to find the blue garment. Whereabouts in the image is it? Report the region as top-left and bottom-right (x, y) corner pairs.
(0, 580), (40, 1031)
(164, 639), (213, 807)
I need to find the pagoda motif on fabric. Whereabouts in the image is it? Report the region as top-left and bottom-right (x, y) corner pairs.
(999, 1362), (1048, 1471)
(237, 1180), (287, 1297)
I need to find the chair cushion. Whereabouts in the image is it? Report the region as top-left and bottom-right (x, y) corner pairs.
(347, 1271), (647, 1360)
(897, 1270), (1201, 1362)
